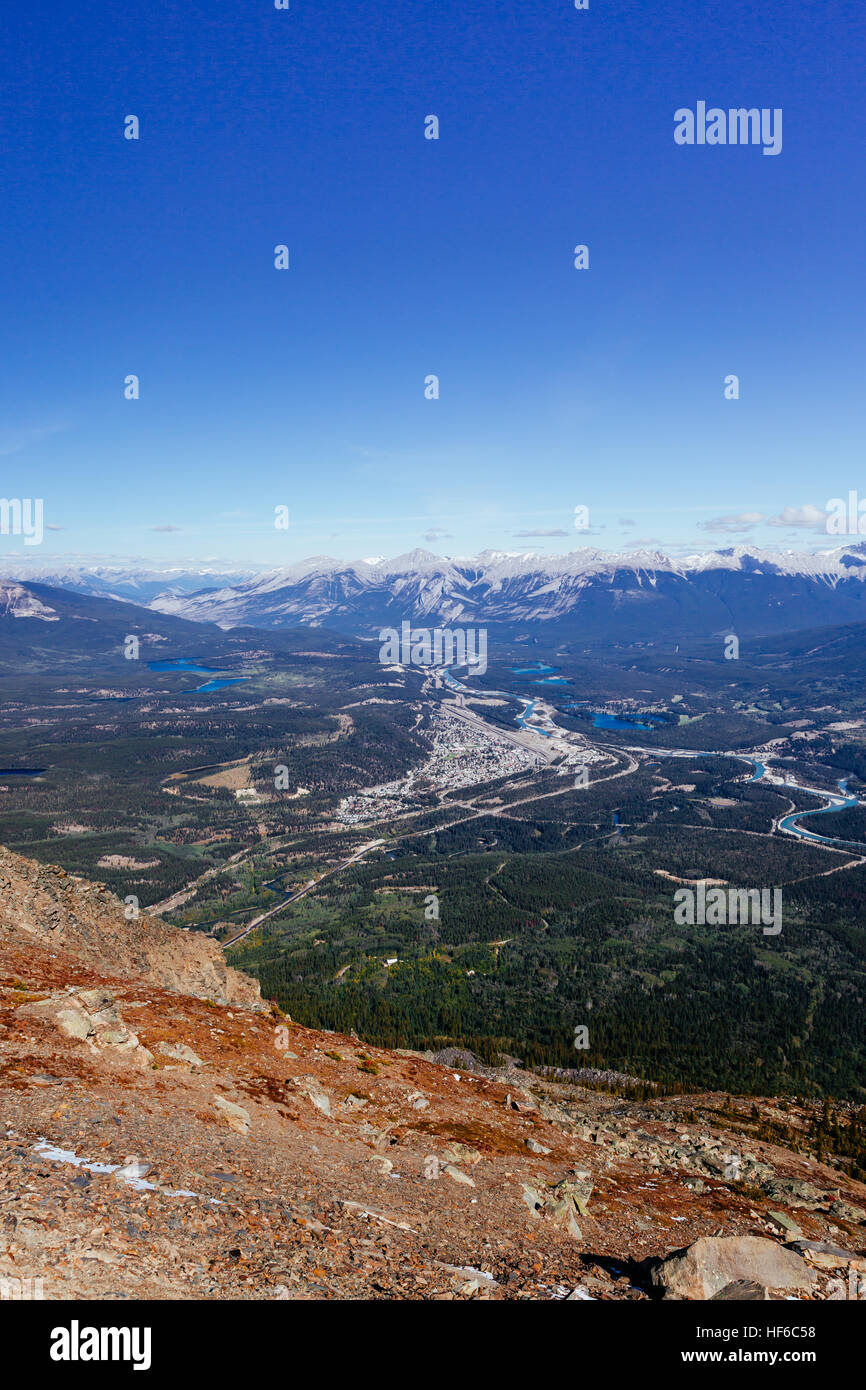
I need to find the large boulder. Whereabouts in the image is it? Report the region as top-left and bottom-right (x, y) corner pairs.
(789, 1240), (866, 1271)
(647, 1236), (817, 1300)
(212, 1095), (251, 1135)
(18, 988), (154, 1070)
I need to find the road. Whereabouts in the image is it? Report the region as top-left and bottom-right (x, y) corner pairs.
(149, 846), (254, 916)
(440, 701), (556, 764)
(209, 696), (862, 947)
(221, 839), (384, 947)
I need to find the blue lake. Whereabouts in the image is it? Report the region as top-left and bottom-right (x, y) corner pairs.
(590, 711), (666, 731)
(511, 665), (558, 674)
(193, 678), (250, 693)
(148, 659), (221, 675)
(147, 658), (250, 693)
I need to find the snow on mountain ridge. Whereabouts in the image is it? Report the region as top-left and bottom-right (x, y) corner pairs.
(5, 547), (866, 636)
(0, 580), (59, 621)
(144, 543), (866, 638)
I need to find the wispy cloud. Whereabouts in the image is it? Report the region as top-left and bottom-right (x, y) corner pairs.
(0, 422), (69, 458)
(513, 527), (569, 538)
(699, 511), (765, 534)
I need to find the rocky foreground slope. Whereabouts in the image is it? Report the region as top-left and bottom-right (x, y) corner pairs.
(0, 848), (864, 1301)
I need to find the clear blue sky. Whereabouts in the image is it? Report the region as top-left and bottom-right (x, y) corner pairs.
(1, 0), (864, 565)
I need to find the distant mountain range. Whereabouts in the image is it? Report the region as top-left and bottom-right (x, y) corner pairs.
(139, 545), (866, 642)
(0, 577), (376, 673)
(4, 546), (866, 643)
(0, 560), (259, 605)
(0, 578), (231, 666)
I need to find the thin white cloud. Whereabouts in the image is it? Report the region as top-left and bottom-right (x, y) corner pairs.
(0, 422), (69, 457)
(699, 511), (765, 534)
(513, 527), (569, 537)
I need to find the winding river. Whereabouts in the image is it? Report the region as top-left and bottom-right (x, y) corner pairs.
(442, 666), (863, 854)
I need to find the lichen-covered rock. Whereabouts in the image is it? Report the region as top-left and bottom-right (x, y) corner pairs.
(157, 1041), (205, 1067)
(212, 1095), (251, 1135)
(17, 988), (154, 1069)
(521, 1172), (592, 1240)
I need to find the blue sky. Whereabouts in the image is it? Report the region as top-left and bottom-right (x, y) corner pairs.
(1, 0), (864, 565)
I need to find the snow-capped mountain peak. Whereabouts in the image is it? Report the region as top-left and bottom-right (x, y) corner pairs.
(137, 544), (866, 639)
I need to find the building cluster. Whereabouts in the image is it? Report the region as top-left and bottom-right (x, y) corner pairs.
(337, 709), (537, 825)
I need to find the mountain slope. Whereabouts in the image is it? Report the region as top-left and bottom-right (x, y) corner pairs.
(0, 580), (235, 667)
(1, 848), (864, 1300)
(147, 546), (866, 640)
(0, 844), (261, 1007)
